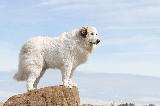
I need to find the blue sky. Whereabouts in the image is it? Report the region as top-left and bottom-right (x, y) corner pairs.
(0, 0), (160, 76)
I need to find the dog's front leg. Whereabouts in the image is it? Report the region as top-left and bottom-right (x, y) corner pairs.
(61, 64), (72, 88)
(69, 68), (77, 87)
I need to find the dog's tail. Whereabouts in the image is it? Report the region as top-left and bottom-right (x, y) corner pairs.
(13, 71), (27, 81)
(13, 72), (21, 81)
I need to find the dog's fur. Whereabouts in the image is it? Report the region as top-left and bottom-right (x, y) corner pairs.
(14, 26), (100, 91)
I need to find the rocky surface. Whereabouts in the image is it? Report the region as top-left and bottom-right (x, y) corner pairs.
(81, 104), (105, 106)
(4, 86), (80, 106)
(0, 102), (3, 106)
(81, 104), (94, 106)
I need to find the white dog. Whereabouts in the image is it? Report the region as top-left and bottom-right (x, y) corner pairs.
(14, 26), (100, 91)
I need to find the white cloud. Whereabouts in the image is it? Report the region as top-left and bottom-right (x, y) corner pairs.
(103, 35), (160, 54)
(0, 91), (16, 98)
(0, 80), (5, 82)
(135, 97), (160, 102)
(78, 48), (160, 77)
(81, 97), (110, 105)
(0, 42), (18, 72)
(33, 0), (90, 8)
(0, 5), (5, 8)
(107, 35), (160, 45)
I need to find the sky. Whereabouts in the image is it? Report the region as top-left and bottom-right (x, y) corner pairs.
(1, 71), (160, 104)
(0, 0), (160, 77)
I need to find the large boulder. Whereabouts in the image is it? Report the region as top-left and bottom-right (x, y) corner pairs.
(4, 86), (80, 106)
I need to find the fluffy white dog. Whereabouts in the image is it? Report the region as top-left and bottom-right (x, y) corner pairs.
(14, 26), (100, 91)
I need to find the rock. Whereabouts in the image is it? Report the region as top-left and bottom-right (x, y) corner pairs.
(0, 102), (3, 106)
(4, 86), (80, 106)
(81, 104), (94, 106)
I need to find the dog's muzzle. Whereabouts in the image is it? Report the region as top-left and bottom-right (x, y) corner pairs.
(96, 39), (100, 44)
(89, 39), (100, 45)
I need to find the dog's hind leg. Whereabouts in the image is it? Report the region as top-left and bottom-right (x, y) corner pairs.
(26, 67), (42, 91)
(33, 68), (46, 88)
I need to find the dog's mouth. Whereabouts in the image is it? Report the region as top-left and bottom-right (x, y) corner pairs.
(89, 39), (100, 45)
(89, 42), (98, 45)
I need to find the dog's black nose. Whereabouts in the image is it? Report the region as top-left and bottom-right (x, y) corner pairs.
(96, 39), (100, 44)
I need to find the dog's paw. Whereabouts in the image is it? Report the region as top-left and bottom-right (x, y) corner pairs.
(27, 88), (36, 92)
(63, 79), (72, 88)
(63, 83), (72, 88)
(68, 79), (77, 87)
(72, 82), (78, 87)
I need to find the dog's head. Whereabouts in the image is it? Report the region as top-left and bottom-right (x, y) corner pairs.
(80, 26), (100, 46)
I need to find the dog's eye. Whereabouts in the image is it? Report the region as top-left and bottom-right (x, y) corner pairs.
(90, 33), (94, 35)
(96, 33), (98, 35)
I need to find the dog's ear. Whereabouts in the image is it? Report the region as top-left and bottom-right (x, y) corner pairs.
(80, 27), (87, 38)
